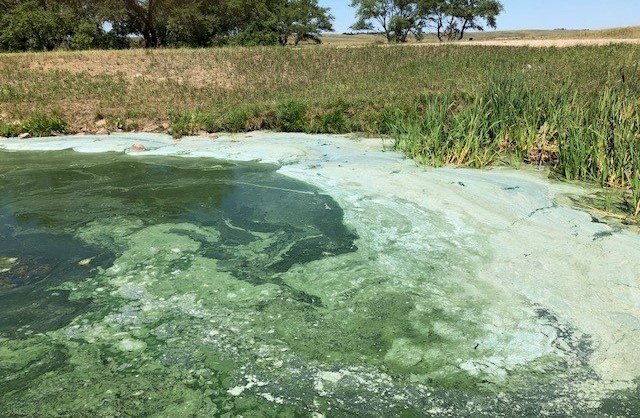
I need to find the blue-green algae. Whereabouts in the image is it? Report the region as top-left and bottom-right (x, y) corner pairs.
(0, 149), (631, 416)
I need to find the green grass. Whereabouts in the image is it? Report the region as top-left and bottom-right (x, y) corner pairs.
(20, 113), (68, 137)
(0, 113), (67, 137)
(0, 44), (639, 216)
(0, 120), (19, 137)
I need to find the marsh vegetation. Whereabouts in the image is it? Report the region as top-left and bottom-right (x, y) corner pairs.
(0, 42), (639, 216)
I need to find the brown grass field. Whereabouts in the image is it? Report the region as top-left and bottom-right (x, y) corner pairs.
(320, 25), (640, 46)
(1, 27), (639, 135)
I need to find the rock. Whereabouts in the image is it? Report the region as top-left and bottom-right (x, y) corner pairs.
(96, 128), (110, 135)
(129, 142), (146, 152)
(95, 119), (107, 128)
(18, 133), (30, 139)
(209, 133), (219, 140)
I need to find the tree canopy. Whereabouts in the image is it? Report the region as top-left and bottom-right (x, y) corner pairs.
(351, 0), (503, 43)
(0, 0), (334, 51)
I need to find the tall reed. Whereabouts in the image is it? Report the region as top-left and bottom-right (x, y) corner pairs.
(391, 73), (640, 217)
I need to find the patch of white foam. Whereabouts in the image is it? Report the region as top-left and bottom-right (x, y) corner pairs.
(0, 133), (174, 153)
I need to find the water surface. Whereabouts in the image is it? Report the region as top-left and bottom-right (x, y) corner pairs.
(0, 150), (360, 415)
(1, 141), (638, 417)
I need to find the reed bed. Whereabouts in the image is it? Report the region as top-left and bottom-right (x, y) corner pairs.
(391, 75), (640, 217)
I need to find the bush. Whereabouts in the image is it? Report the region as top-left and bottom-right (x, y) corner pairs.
(69, 22), (103, 51)
(21, 114), (67, 137)
(0, 121), (19, 138)
(0, 1), (73, 51)
(276, 100), (307, 132)
(315, 108), (347, 134)
(230, 21), (281, 46)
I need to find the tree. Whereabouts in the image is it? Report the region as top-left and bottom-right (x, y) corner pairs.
(350, 0), (503, 43)
(230, 0), (333, 46)
(226, 0), (286, 46)
(0, 0), (125, 51)
(350, 0), (425, 43)
(0, 1), (75, 51)
(280, 0), (334, 46)
(100, 0), (224, 47)
(430, 0), (502, 41)
(0, 0), (335, 50)
(120, 0), (161, 47)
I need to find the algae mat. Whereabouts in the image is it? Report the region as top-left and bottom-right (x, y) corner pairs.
(0, 133), (639, 417)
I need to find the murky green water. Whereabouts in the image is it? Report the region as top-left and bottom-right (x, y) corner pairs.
(0, 149), (635, 417)
(0, 151), (359, 416)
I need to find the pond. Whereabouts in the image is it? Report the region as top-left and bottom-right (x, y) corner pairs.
(0, 133), (639, 416)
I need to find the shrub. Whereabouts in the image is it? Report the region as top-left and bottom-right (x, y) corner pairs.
(21, 114), (67, 137)
(276, 100), (307, 132)
(0, 121), (19, 138)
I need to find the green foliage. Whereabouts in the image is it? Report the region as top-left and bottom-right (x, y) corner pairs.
(307, 101), (351, 133)
(0, 0), (117, 51)
(277, 100), (308, 131)
(69, 22), (103, 50)
(169, 110), (211, 137)
(224, 107), (254, 132)
(430, 0), (504, 41)
(21, 114), (67, 137)
(160, 6), (223, 47)
(315, 107), (348, 133)
(0, 0), (334, 51)
(0, 1), (73, 51)
(0, 120), (19, 138)
(280, 0), (334, 45)
(231, 20), (282, 46)
(350, 0), (503, 43)
(351, 0), (424, 43)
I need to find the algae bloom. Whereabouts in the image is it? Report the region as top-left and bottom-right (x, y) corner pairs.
(1, 133), (639, 416)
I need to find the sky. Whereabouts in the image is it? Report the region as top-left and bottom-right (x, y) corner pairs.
(318, 0), (640, 33)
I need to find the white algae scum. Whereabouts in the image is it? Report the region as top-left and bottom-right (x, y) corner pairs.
(0, 132), (639, 417)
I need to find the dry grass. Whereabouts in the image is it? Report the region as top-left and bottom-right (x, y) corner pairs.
(1, 38), (639, 134)
(319, 26), (640, 46)
(0, 48), (252, 132)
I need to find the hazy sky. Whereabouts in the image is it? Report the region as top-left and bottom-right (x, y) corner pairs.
(319, 0), (640, 33)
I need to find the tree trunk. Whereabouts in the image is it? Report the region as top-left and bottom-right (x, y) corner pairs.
(458, 18), (470, 40)
(143, 26), (158, 48)
(124, 0), (159, 48)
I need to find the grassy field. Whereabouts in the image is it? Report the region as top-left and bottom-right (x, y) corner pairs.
(0, 37), (639, 217)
